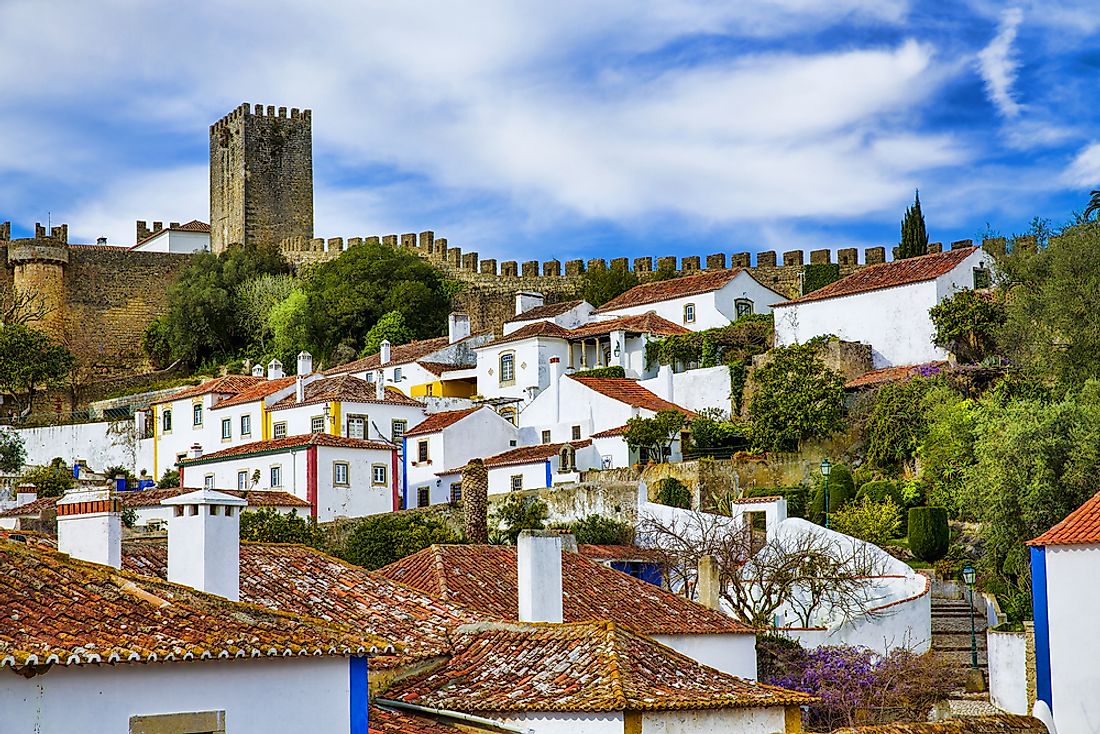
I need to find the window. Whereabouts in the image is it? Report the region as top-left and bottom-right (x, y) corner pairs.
(237, 470), (248, 490)
(162, 409), (172, 433)
(450, 482), (462, 503)
(735, 298), (754, 319)
(240, 414), (251, 436)
(559, 445), (576, 472)
(394, 367), (403, 381)
(366, 372), (375, 383)
(683, 303), (696, 323)
(541, 430), (552, 444)
(204, 474), (215, 490)
(392, 419), (407, 442)
(221, 418), (231, 440)
(500, 407), (517, 426)
(334, 462), (350, 486)
(347, 415), (366, 439)
(973, 267), (992, 289)
(193, 403), (203, 426)
(510, 475), (523, 492)
(371, 464), (388, 486)
(571, 424), (582, 441)
(417, 486), (430, 507)
(417, 439), (430, 463)
(499, 352), (515, 385)
(270, 465), (282, 488)
(311, 415), (325, 433)
(272, 422), (287, 439)
(425, 383), (435, 396)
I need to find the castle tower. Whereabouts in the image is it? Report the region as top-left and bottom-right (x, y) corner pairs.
(209, 103), (314, 254)
(6, 222), (69, 339)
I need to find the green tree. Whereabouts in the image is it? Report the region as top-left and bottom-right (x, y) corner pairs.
(20, 461), (76, 498)
(898, 189), (929, 259)
(749, 343), (845, 451)
(489, 493), (549, 544)
(268, 289), (311, 368)
(360, 311), (413, 358)
(831, 496), (902, 546)
(0, 430), (25, 474)
(580, 266), (639, 307)
(240, 508), (325, 546)
(863, 378), (938, 473)
(304, 242), (450, 360)
(655, 477), (692, 509)
(622, 410), (688, 463)
(158, 468), (180, 488)
(908, 507), (949, 563)
(552, 515), (635, 545)
(0, 325), (77, 415)
(917, 388), (979, 518)
(235, 273), (297, 349)
(809, 464), (854, 525)
(929, 289), (1006, 364)
(340, 512), (460, 570)
(1085, 190), (1100, 220)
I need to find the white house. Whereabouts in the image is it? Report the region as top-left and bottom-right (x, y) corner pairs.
(1028, 489), (1100, 734)
(129, 219), (211, 253)
(595, 268), (788, 330)
(436, 440), (603, 496)
(178, 433), (399, 521)
(503, 292), (595, 335)
(772, 246), (994, 368)
(402, 407), (518, 508)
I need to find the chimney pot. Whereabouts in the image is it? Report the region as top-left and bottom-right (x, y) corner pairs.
(517, 530), (564, 623)
(296, 351), (313, 376)
(380, 340), (392, 366)
(697, 554), (722, 611)
(267, 358), (284, 380)
(515, 291), (545, 317)
(57, 487), (122, 568)
(375, 370), (385, 401)
(295, 375), (305, 403)
(251, 363), (265, 377)
(448, 312), (471, 344)
(190, 443), (203, 459)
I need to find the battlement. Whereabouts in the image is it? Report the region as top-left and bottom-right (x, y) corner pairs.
(210, 102), (311, 133)
(135, 220), (186, 242)
(0, 221), (68, 246)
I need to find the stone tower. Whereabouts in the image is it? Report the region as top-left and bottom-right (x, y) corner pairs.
(5, 222), (69, 339)
(209, 103), (314, 254)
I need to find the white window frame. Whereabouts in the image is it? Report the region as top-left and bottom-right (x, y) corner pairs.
(273, 421), (288, 439)
(270, 465), (282, 488)
(193, 403), (203, 426)
(204, 474), (215, 490)
(371, 463), (388, 486)
(683, 303), (696, 324)
(237, 470), (248, 490)
(499, 351), (516, 385)
(310, 415), (325, 434)
(240, 414), (252, 436)
(541, 430), (552, 445)
(221, 418), (232, 440)
(162, 409), (172, 433)
(392, 419), (407, 442)
(347, 415), (367, 440)
(333, 461), (350, 486)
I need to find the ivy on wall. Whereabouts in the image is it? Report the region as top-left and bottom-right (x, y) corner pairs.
(801, 263), (841, 295)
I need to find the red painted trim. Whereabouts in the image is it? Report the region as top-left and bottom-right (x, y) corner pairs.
(391, 448), (400, 512)
(178, 466), (184, 487)
(306, 446), (318, 519)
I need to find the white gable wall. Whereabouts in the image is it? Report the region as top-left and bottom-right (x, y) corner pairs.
(599, 272), (785, 331)
(504, 302), (595, 335)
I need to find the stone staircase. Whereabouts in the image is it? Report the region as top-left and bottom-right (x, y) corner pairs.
(932, 596), (988, 672)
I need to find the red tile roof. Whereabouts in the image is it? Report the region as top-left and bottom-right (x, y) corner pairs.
(569, 312), (690, 338)
(417, 361), (475, 377)
(570, 376), (695, 416)
(578, 544), (664, 563)
(388, 621), (809, 713)
(268, 374), (423, 410)
(595, 269), (748, 313)
(403, 407), (483, 437)
(1028, 490), (1100, 547)
(0, 539), (391, 671)
(439, 440), (592, 474)
(591, 424), (629, 438)
(485, 320), (572, 347)
(180, 433), (394, 466)
(122, 541), (486, 670)
(212, 376), (296, 409)
(325, 336), (451, 376)
(150, 375), (268, 405)
(368, 705), (468, 733)
(0, 488), (310, 518)
(844, 362), (948, 389)
(377, 545), (751, 635)
(778, 247), (980, 305)
(507, 300), (585, 323)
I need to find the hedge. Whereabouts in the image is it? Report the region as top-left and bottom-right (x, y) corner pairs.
(573, 365), (626, 378)
(909, 507), (950, 562)
(858, 480), (910, 533)
(808, 464), (854, 525)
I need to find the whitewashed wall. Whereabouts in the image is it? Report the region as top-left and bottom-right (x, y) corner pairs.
(599, 272), (785, 331)
(17, 421), (138, 473)
(496, 712), (623, 734)
(316, 445), (394, 519)
(988, 628), (1030, 715)
(1043, 544), (1100, 734)
(651, 633), (757, 680)
(0, 656), (352, 734)
(641, 365), (731, 414)
(641, 707), (787, 734)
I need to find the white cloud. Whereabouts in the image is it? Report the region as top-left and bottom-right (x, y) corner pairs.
(1062, 143), (1100, 188)
(977, 7), (1024, 118)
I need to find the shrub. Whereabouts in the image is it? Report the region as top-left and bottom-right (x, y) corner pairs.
(20, 462), (76, 499)
(749, 343), (846, 451)
(808, 464), (854, 526)
(240, 508), (325, 547)
(743, 486), (808, 519)
(858, 479), (921, 534)
(573, 365), (626, 379)
(489, 493), (549, 545)
(655, 477), (691, 509)
(551, 515), (635, 545)
(340, 512), (460, 570)
(831, 497), (902, 546)
(909, 507), (950, 562)
(864, 378), (938, 472)
(158, 468), (180, 489)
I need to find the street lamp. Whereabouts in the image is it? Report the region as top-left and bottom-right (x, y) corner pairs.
(962, 564), (978, 669)
(820, 458), (831, 529)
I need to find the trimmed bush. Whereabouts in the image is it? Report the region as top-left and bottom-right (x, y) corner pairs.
(656, 477), (692, 509)
(857, 479), (904, 505)
(808, 464), (854, 526)
(831, 497), (902, 546)
(909, 507), (950, 562)
(573, 365), (626, 379)
(745, 486), (808, 519)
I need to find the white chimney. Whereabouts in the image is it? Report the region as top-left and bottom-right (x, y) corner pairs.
(15, 483), (37, 507)
(697, 555), (721, 611)
(515, 291), (544, 316)
(448, 312), (471, 344)
(297, 350), (313, 376)
(375, 371), (386, 401)
(657, 363), (675, 403)
(190, 443), (203, 459)
(549, 356), (562, 423)
(295, 374), (305, 403)
(267, 358), (284, 380)
(380, 340), (392, 366)
(251, 363), (265, 377)
(162, 489), (248, 601)
(57, 487), (122, 568)
(517, 530), (564, 623)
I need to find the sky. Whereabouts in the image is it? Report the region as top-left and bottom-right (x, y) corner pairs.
(2, 1), (1100, 262)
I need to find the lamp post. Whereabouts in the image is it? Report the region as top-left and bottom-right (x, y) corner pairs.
(820, 458), (831, 529)
(962, 564), (978, 669)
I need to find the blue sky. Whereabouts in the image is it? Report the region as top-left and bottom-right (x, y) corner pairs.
(2, 1), (1100, 261)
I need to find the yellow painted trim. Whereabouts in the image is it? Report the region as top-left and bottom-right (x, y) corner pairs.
(624, 712), (642, 734)
(785, 705), (802, 733)
(329, 401), (342, 436)
(261, 401), (271, 440)
(152, 405), (159, 479)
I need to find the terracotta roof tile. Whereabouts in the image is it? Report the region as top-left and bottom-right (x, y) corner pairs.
(368, 705), (468, 733)
(483, 320), (572, 347)
(417, 361), (475, 377)
(438, 440), (592, 475)
(1029, 489), (1100, 547)
(569, 312), (690, 338)
(595, 270), (748, 313)
(122, 541), (485, 669)
(570, 376), (695, 415)
(844, 362), (948, 389)
(831, 715), (1049, 734)
(0, 496), (57, 519)
(0, 488), (311, 518)
(325, 336), (451, 375)
(591, 424), (629, 438)
(150, 375), (268, 405)
(778, 247), (979, 305)
(388, 621), (810, 712)
(268, 374), (422, 410)
(212, 376), (296, 409)
(180, 433), (394, 466)
(403, 407), (483, 437)
(377, 544), (751, 635)
(507, 300), (585, 323)
(0, 539), (392, 671)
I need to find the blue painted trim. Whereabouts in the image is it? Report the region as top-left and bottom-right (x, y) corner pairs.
(545, 460), (552, 488)
(401, 437), (408, 510)
(350, 655), (369, 734)
(1031, 545), (1053, 708)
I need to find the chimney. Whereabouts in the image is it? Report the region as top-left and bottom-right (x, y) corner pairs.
(379, 340), (391, 366)
(517, 530), (564, 623)
(15, 483), (36, 507)
(267, 358), (284, 380)
(297, 350), (313, 376)
(375, 371), (386, 401)
(697, 554), (722, 611)
(96, 236), (107, 245)
(657, 363), (675, 403)
(549, 357), (562, 423)
(162, 489), (248, 601)
(251, 363), (265, 377)
(448, 312), (471, 343)
(57, 487), (122, 568)
(515, 291), (544, 316)
(190, 443), (203, 460)
(295, 375), (305, 403)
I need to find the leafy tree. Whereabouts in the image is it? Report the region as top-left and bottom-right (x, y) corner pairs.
(142, 317), (173, 368)
(235, 273), (297, 349)
(898, 189), (929, 259)
(157, 468), (180, 488)
(917, 388), (979, 518)
(1086, 189), (1100, 220)
(831, 496), (902, 546)
(655, 477), (692, 509)
(580, 266), (638, 307)
(360, 311), (413, 357)
(268, 289), (311, 368)
(340, 512), (460, 570)
(749, 343), (845, 451)
(688, 408), (749, 451)
(240, 508), (325, 547)
(551, 515), (635, 545)
(0, 430), (25, 474)
(489, 493), (549, 544)
(20, 461), (76, 498)
(304, 242), (450, 361)
(0, 325), (77, 415)
(863, 378), (938, 473)
(622, 410), (688, 463)
(929, 289), (1006, 363)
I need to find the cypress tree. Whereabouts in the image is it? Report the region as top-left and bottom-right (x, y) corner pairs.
(898, 190), (929, 259)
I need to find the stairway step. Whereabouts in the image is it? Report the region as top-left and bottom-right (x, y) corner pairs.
(933, 619), (988, 633)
